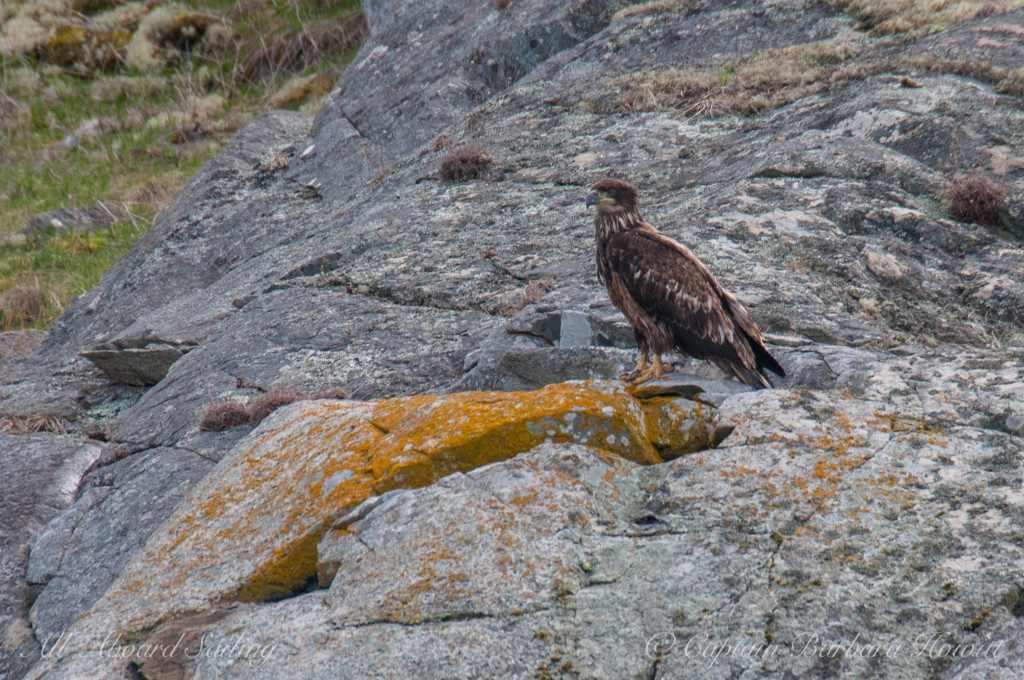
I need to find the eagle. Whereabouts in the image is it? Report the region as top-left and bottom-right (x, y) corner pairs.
(586, 179), (785, 388)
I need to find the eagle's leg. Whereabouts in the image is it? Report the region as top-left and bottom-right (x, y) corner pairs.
(632, 354), (676, 384)
(621, 352), (649, 381)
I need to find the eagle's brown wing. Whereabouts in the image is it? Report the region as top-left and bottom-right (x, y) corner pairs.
(604, 225), (784, 386)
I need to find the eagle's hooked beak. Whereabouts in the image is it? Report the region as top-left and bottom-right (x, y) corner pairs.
(585, 190), (598, 208)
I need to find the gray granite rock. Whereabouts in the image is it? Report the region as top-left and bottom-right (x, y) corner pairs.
(32, 391), (1022, 679)
(0, 434), (102, 680)
(26, 446), (215, 644)
(6, 0), (1024, 678)
(80, 341), (194, 386)
(108, 288), (498, 449)
(0, 330), (47, 361)
(291, 0), (625, 197)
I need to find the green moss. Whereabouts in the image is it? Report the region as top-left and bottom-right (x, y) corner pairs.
(36, 25), (87, 65)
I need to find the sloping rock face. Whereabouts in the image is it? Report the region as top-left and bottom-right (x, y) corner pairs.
(38, 381), (712, 654)
(3, 0), (1024, 678)
(0, 435), (103, 680)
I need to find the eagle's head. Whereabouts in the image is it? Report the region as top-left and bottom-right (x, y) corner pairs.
(586, 179), (640, 214)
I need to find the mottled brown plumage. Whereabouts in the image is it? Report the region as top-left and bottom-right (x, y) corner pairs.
(586, 179), (785, 388)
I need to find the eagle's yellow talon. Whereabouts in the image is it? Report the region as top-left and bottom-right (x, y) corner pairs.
(621, 353), (649, 382)
(631, 367), (658, 385)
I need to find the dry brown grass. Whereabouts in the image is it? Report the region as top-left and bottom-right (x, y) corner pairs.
(996, 67), (1024, 98)
(246, 386), (307, 425)
(613, 0), (700, 22)
(612, 40), (862, 116)
(198, 401), (250, 431)
(439, 144), (494, 182)
(0, 284), (43, 330)
(234, 14), (366, 84)
(887, 54), (1009, 83)
(827, 0), (1024, 35)
(941, 173), (1007, 227)
(199, 386), (350, 431)
(609, 33), (1024, 119)
(0, 412), (69, 434)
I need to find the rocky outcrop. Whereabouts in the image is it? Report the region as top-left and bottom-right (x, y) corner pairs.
(0, 434), (103, 680)
(25, 445), (215, 647)
(3, 0), (1024, 678)
(25, 357), (1024, 678)
(36, 381), (713, 656)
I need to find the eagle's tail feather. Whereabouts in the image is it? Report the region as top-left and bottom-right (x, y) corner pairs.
(752, 340), (786, 378)
(711, 357), (772, 390)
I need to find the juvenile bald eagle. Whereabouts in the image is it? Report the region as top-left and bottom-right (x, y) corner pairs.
(586, 179), (785, 388)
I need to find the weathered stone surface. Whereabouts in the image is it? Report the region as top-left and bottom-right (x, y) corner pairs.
(31, 370), (1024, 679)
(107, 288), (498, 450)
(7, 0), (1024, 678)
(26, 446), (216, 644)
(0, 434), (102, 680)
(80, 342), (193, 386)
(0, 329), (47, 360)
(57, 381), (712, 650)
(316, 444), (650, 618)
(291, 0), (625, 196)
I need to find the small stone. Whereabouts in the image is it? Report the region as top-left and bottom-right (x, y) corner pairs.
(858, 297), (879, 313)
(865, 249), (905, 281)
(557, 311), (591, 348)
(572, 152), (600, 169)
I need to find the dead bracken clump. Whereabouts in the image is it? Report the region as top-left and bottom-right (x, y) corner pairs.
(235, 15), (367, 84)
(941, 173), (1007, 227)
(0, 412), (69, 434)
(246, 387), (308, 425)
(439, 144), (493, 182)
(198, 401), (250, 431)
(0, 284), (44, 330)
(199, 386), (351, 431)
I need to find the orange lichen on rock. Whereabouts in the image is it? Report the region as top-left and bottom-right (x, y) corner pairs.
(74, 380), (713, 643)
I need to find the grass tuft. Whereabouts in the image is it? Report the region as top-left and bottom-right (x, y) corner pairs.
(439, 144), (493, 182)
(246, 386), (308, 425)
(940, 173), (1007, 227)
(0, 284), (43, 329)
(612, 0), (699, 22)
(199, 401), (251, 431)
(200, 385), (351, 431)
(610, 40), (862, 117)
(0, 411), (69, 434)
(826, 0), (1024, 35)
